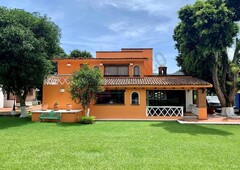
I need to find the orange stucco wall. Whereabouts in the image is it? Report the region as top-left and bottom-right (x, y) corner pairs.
(57, 60), (146, 77)
(90, 89), (147, 119)
(42, 84), (83, 110)
(43, 85), (148, 119)
(57, 48), (152, 77)
(42, 85), (184, 120)
(197, 89), (207, 120)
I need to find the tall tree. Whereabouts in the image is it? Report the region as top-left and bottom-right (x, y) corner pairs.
(69, 49), (93, 59)
(0, 7), (61, 117)
(69, 64), (103, 117)
(173, 0), (240, 116)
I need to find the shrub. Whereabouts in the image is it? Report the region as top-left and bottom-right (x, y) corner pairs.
(79, 116), (96, 124)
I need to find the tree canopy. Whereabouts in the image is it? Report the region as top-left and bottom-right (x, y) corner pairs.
(0, 7), (61, 117)
(173, 0), (240, 115)
(69, 64), (103, 116)
(69, 49), (93, 59)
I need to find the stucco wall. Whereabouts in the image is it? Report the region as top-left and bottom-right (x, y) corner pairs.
(90, 89), (147, 119)
(43, 84), (82, 110)
(43, 84), (148, 119)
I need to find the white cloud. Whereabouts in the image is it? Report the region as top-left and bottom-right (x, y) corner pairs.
(108, 21), (150, 38)
(95, 0), (194, 18)
(155, 24), (171, 33)
(108, 21), (127, 32)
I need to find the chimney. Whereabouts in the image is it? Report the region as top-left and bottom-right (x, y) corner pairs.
(158, 66), (167, 75)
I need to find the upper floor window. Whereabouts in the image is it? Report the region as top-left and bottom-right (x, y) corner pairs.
(104, 65), (129, 77)
(131, 92), (139, 105)
(133, 65), (140, 77)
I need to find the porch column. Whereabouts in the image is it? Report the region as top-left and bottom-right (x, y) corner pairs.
(197, 89), (207, 120)
(185, 90), (193, 112)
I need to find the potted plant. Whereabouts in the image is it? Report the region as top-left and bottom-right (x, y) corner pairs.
(53, 102), (59, 111)
(66, 104), (72, 111)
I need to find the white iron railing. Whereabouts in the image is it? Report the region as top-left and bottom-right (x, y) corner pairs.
(44, 75), (71, 85)
(146, 106), (183, 117)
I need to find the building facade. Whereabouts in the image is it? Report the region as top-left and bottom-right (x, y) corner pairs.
(42, 48), (212, 120)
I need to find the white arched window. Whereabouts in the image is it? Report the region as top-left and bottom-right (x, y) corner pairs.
(131, 92), (139, 105)
(133, 65), (140, 77)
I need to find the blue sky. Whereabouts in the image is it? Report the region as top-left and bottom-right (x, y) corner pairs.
(0, 0), (195, 73)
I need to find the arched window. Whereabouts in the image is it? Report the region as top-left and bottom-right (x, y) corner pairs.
(131, 92), (139, 105)
(94, 66), (99, 70)
(133, 65), (140, 77)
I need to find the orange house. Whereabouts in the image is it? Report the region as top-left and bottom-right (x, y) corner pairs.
(36, 48), (212, 121)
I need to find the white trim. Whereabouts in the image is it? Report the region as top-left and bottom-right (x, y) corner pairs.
(96, 119), (180, 121)
(130, 91), (140, 105)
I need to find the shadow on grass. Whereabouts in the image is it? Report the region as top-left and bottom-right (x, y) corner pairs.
(57, 122), (82, 127)
(150, 122), (233, 136)
(0, 116), (33, 130)
(57, 122), (96, 127)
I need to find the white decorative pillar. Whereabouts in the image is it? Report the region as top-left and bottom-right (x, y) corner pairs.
(0, 88), (4, 108)
(185, 90), (193, 112)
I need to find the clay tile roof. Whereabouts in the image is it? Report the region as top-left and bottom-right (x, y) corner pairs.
(53, 57), (147, 60)
(97, 57), (147, 60)
(103, 76), (212, 87)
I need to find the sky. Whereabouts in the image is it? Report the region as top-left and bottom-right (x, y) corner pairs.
(0, 0), (196, 74)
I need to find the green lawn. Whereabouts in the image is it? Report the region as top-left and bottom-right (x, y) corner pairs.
(0, 117), (240, 170)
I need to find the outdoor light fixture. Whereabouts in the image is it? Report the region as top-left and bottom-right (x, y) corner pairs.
(99, 63), (103, 66)
(67, 63), (71, 67)
(59, 88), (65, 93)
(130, 63), (133, 66)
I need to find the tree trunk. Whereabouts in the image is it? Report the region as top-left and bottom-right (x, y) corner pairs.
(85, 102), (90, 117)
(18, 90), (28, 118)
(211, 51), (238, 117)
(84, 108), (90, 117)
(221, 107), (236, 117)
(20, 106), (27, 118)
(212, 51), (227, 107)
(221, 39), (240, 117)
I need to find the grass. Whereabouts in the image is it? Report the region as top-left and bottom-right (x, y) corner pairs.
(0, 117), (240, 170)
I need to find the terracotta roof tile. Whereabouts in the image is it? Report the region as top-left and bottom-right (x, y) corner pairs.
(103, 76), (212, 87)
(53, 57), (147, 60)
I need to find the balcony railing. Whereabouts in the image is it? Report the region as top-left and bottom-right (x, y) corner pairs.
(146, 106), (183, 117)
(44, 75), (71, 85)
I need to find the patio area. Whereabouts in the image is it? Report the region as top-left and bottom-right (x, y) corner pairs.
(0, 105), (42, 116)
(179, 114), (240, 125)
(1, 106), (240, 124)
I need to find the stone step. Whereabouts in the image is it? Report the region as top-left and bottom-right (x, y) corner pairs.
(183, 115), (198, 120)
